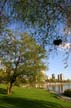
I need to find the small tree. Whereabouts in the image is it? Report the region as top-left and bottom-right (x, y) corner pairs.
(27, 70), (46, 88)
(0, 30), (46, 94)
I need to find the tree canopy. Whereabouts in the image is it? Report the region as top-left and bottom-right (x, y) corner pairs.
(0, 0), (71, 74)
(0, 30), (46, 94)
(0, 0), (71, 42)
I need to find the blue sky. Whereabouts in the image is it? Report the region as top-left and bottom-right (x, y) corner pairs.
(46, 48), (71, 80)
(7, 21), (71, 80)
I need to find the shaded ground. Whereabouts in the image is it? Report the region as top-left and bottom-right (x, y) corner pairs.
(0, 96), (63, 108)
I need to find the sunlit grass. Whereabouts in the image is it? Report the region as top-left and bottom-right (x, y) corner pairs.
(0, 84), (71, 108)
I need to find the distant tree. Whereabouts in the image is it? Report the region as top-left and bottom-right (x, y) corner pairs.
(27, 70), (46, 88)
(0, 30), (46, 94)
(15, 70), (46, 88)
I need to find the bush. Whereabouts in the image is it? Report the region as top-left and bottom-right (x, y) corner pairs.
(63, 89), (71, 97)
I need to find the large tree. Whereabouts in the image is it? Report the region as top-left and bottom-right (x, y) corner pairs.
(0, 0), (71, 69)
(0, 30), (46, 94)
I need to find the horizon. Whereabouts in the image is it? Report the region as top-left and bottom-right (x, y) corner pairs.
(46, 49), (71, 80)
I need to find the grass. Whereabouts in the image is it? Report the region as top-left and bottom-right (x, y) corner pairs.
(0, 84), (71, 108)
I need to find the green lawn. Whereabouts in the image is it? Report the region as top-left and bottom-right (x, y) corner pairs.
(0, 84), (71, 108)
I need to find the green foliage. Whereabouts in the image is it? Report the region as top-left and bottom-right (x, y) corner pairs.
(0, 69), (7, 83)
(0, 0), (71, 44)
(0, 30), (46, 87)
(63, 89), (71, 97)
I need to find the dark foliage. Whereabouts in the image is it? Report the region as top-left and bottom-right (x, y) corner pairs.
(63, 89), (71, 97)
(53, 39), (62, 46)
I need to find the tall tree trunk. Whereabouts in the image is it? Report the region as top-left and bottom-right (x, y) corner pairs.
(7, 75), (16, 95)
(7, 82), (13, 95)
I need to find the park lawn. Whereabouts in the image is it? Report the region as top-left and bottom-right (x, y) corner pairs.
(0, 84), (71, 108)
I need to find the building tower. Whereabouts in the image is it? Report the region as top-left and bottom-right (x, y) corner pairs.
(52, 74), (55, 80)
(60, 73), (63, 81)
(58, 74), (60, 81)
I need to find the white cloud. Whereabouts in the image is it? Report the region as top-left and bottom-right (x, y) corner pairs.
(58, 43), (71, 49)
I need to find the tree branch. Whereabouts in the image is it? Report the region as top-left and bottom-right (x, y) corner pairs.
(0, 0), (8, 11)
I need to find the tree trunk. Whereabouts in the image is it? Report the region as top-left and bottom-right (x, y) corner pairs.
(7, 82), (13, 95)
(7, 74), (16, 95)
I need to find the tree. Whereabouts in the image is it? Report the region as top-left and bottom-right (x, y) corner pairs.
(0, 0), (71, 41)
(0, 0), (71, 60)
(15, 69), (46, 88)
(26, 70), (46, 88)
(0, 1), (71, 70)
(0, 30), (46, 94)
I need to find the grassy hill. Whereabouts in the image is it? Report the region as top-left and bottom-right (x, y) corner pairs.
(0, 84), (71, 108)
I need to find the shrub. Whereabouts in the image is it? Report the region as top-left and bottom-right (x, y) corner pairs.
(63, 89), (71, 97)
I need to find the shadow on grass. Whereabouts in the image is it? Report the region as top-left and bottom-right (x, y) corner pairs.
(0, 88), (7, 94)
(0, 96), (63, 108)
(0, 106), (8, 108)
